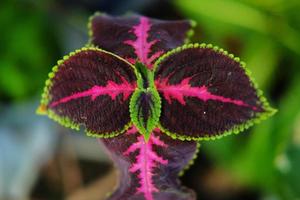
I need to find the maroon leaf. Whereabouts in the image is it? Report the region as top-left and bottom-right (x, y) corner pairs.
(154, 44), (275, 140)
(39, 48), (137, 137)
(101, 126), (198, 200)
(89, 13), (194, 69)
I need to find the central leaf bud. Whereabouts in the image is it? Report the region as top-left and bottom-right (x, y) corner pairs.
(135, 62), (153, 90)
(129, 63), (161, 141)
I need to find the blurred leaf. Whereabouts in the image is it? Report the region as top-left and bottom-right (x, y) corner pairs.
(0, 60), (28, 98)
(276, 145), (300, 199)
(232, 117), (276, 189)
(0, 0), (59, 101)
(175, 0), (269, 33)
(242, 35), (278, 89)
(174, 0), (300, 54)
(273, 70), (300, 155)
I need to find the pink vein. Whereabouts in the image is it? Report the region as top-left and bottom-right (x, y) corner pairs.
(50, 79), (136, 107)
(155, 77), (257, 110)
(124, 127), (168, 200)
(124, 17), (163, 69)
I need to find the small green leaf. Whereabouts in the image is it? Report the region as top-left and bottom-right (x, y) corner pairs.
(130, 89), (161, 141)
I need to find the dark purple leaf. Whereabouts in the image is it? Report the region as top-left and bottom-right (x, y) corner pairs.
(38, 48), (137, 137)
(89, 13), (194, 69)
(101, 126), (198, 200)
(154, 44), (276, 140)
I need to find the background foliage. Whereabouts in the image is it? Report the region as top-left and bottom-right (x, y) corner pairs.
(1, 0), (300, 199)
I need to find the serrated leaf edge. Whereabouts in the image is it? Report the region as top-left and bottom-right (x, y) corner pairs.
(184, 19), (197, 44)
(179, 142), (201, 176)
(154, 43), (277, 141)
(37, 46), (137, 138)
(129, 89), (162, 141)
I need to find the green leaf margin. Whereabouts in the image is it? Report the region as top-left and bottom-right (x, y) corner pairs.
(87, 12), (197, 49)
(179, 142), (201, 176)
(129, 88), (161, 141)
(36, 46), (138, 138)
(153, 43), (277, 141)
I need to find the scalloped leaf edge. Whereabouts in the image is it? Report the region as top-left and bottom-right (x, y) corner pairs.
(184, 20), (196, 44)
(87, 11), (104, 45)
(154, 43), (277, 141)
(179, 142), (201, 176)
(87, 12), (197, 48)
(129, 89), (162, 141)
(37, 46), (136, 138)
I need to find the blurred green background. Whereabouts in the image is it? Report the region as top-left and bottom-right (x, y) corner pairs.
(1, 0), (300, 199)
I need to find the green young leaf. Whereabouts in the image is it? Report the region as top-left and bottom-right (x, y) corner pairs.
(130, 62), (161, 141)
(130, 89), (161, 141)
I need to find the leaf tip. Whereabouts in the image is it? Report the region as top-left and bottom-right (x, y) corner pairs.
(36, 104), (47, 115)
(265, 106), (278, 119)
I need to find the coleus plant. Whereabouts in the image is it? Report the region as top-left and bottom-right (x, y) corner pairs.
(37, 13), (276, 200)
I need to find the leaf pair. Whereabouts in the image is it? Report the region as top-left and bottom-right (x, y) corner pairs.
(38, 13), (275, 141)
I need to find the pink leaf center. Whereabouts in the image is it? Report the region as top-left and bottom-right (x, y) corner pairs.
(50, 76), (136, 107)
(123, 127), (168, 200)
(124, 17), (163, 69)
(155, 76), (257, 110)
